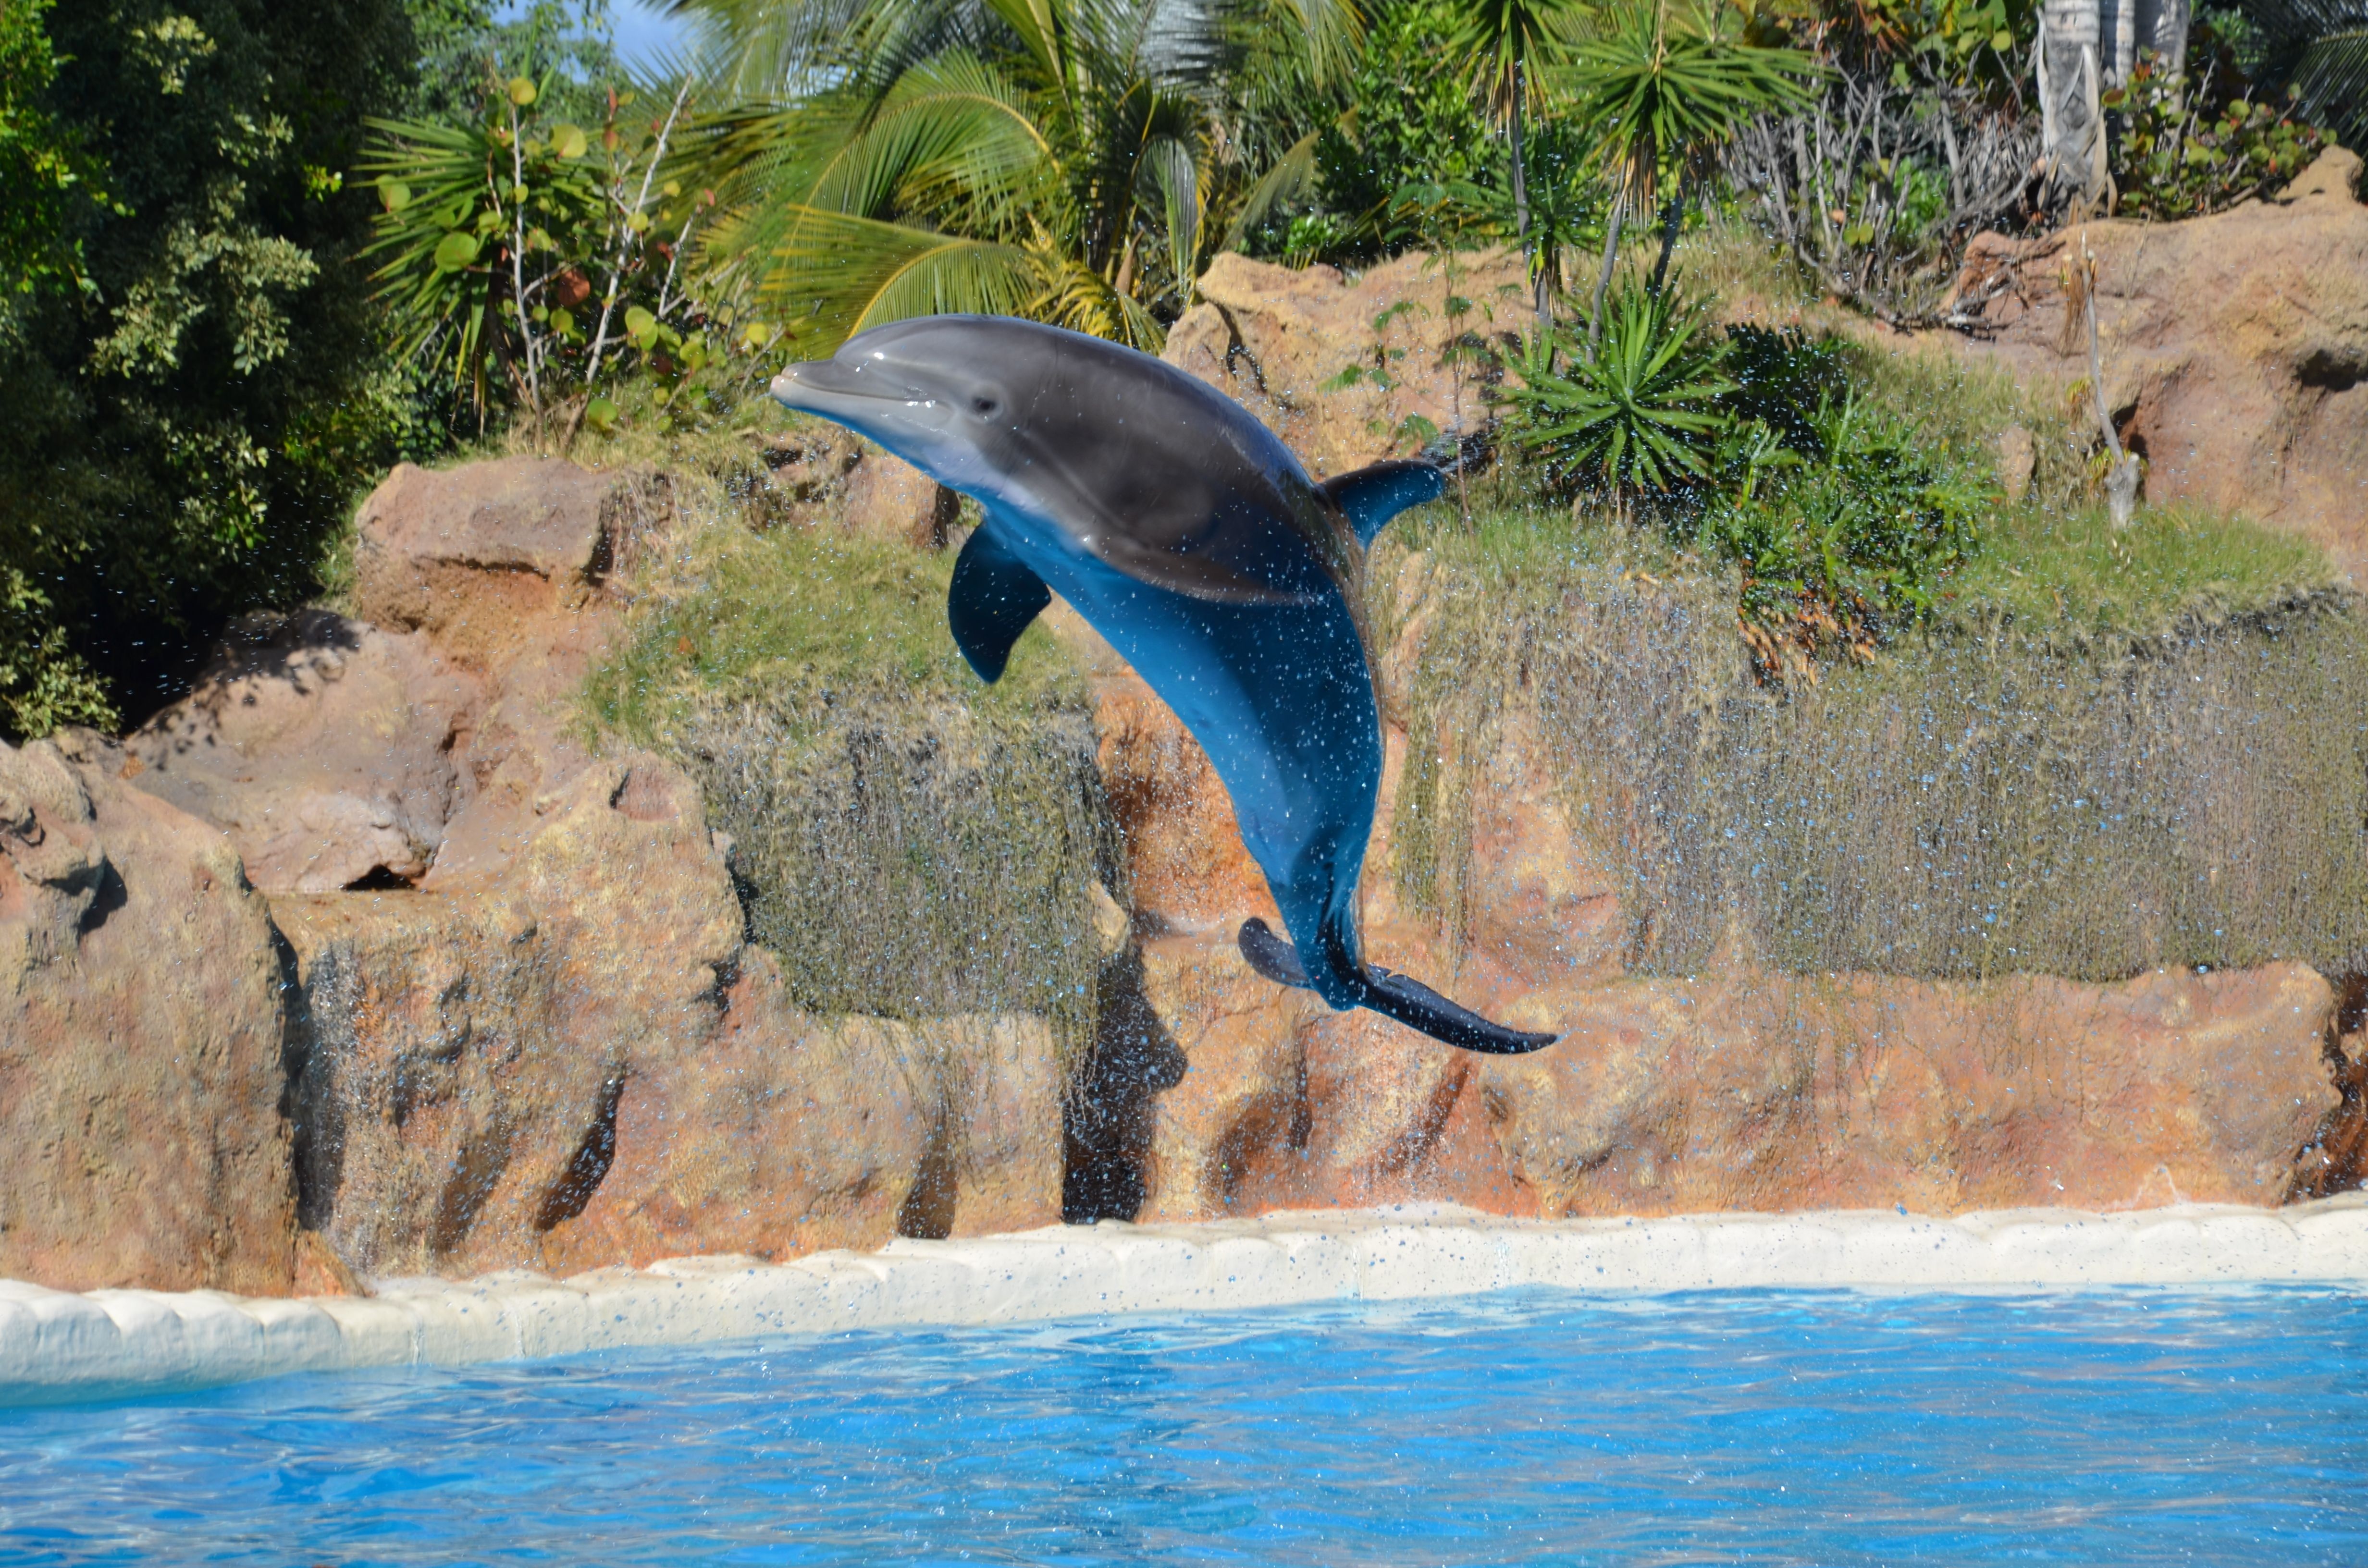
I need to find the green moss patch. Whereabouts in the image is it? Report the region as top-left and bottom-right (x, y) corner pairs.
(588, 520), (1116, 1064)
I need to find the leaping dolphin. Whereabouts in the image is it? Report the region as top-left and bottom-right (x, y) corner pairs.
(771, 315), (1557, 1055)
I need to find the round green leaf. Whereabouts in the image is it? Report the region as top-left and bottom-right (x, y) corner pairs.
(433, 231), (481, 271)
(507, 76), (538, 106)
(585, 396), (620, 431)
(550, 307), (577, 338)
(377, 177), (411, 212)
(624, 305), (658, 343)
(553, 123), (588, 159)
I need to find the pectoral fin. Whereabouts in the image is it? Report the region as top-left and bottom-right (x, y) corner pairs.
(1320, 461), (1447, 546)
(1237, 917), (1312, 989)
(948, 524), (1053, 684)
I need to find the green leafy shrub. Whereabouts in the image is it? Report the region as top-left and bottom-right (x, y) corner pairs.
(362, 66), (725, 448)
(0, 0), (417, 736)
(1498, 307), (1998, 665)
(1696, 392), (1991, 664)
(1304, 0), (1499, 256)
(2109, 30), (2325, 220)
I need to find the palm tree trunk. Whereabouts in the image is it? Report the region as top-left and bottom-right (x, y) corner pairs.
(1508, 59), (1546, 336)
(1587, 189), (1625, 356)
(1648, 182), (1686, 296)
(2138, 0), (2188, 75)
(2041, 0), (2109, 206)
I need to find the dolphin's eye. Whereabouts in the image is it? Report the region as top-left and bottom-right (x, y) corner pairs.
(973, 396), (998, 417)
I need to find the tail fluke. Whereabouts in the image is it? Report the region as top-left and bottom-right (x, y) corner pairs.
(1360, 966), (1560, 1055)
(1235, 918), (1559, 1055)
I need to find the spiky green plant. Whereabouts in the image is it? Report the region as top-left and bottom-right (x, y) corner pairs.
(1556, 0), (1817, 340)
(1500, 278), (1735, 509)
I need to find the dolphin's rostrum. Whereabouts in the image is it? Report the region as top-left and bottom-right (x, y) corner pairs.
(771, 316), (1556, 1055)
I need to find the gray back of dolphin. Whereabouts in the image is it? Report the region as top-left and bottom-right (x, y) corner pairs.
(771, 315), (1556, 1056)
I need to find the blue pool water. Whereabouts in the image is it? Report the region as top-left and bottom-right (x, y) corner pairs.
(7, 1287), (2368, 1565)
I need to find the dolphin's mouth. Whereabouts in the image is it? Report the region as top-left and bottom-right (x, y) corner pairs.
(769, 356), (917, 412)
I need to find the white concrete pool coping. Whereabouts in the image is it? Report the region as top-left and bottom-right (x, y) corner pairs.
(8, 1196), (2368, 1404)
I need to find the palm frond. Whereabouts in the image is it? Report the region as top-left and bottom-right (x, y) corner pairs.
(2291, 24), (2368, 146)
(1218, 126), (1320, 251)
(747, 207), (1040, 355)
(1139, 132), (1203, 299)
(1556, 0), (1821, 205)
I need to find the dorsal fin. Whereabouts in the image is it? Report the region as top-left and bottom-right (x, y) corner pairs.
(947, 524), (1052, 684)
(1319, 461), (1446, 545)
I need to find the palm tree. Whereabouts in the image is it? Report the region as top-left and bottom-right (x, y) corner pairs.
(681, 0), (1357, 356)
(1442, 0), (1583, 335)
(1557, 0), (1816, 349)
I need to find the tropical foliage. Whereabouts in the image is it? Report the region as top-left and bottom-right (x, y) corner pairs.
(1556, 0), (1817, 333)
(682, 0), (1357, 355)
(1500, 279), (1736, 503)
(1497, 302), (1992, 661)
(0, 0), (416, 736)
(1307, 0), (1496, 253)
(1697, 388), (1990, 664)
(2230, 0), (2367, 149)
(2109, 24), (2326, 220)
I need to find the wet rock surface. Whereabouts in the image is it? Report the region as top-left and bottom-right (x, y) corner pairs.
(277, 753), (1063, 1279)
(1070, 613), (2349, 1224)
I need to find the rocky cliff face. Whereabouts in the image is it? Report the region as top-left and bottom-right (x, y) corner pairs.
(4, 174), (2365, 1291)
(1064, 606), (2347, 1223)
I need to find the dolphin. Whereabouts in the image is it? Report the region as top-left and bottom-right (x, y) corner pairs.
(770, 315), (1556, 1055)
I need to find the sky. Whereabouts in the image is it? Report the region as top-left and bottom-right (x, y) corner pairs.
(492, 1), (698, 74)
(608, 0), (696, 72)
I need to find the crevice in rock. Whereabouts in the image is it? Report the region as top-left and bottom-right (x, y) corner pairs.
(897, 1117), (958, 1239)
(74, 860), (126, 935)
(533, 1074), (625, 1232)
(1063, 947), (1187, 1223)
(2296, 346), (2365, 393)
(342, 864), (416, 892)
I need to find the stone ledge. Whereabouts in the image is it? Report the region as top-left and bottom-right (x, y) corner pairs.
(8, 1197), (2368, 1406)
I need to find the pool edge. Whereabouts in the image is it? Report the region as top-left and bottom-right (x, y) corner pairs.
(8, 1197), (2368, 1404)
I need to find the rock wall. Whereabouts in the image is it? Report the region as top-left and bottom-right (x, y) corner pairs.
(1162, 249), (1529, 478)
(1062, 602), (2348, 1223)
(1, 456), (1067, 1294)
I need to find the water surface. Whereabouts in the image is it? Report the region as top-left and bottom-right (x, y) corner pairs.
(7, 1286), (2367, 1565)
